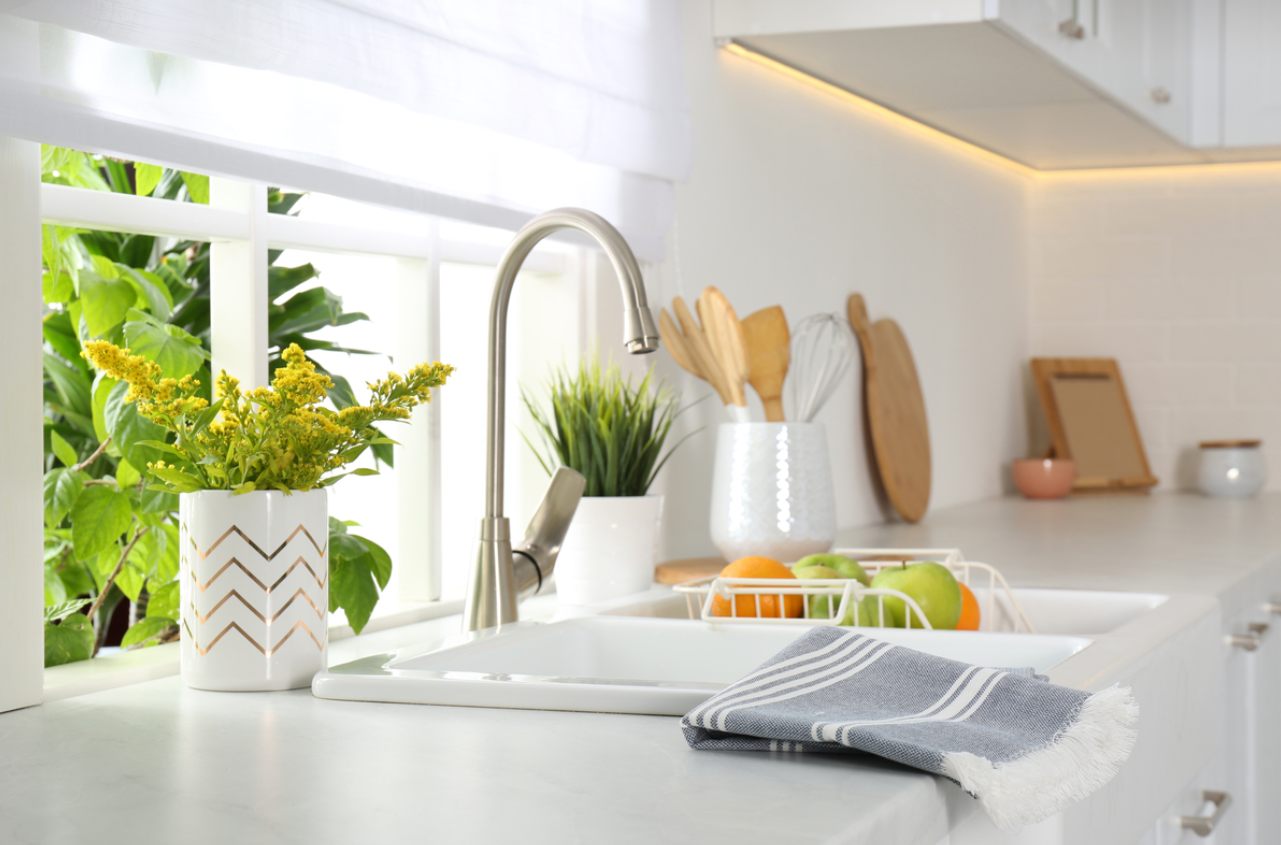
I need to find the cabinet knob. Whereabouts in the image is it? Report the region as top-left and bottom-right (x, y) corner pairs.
(1179, 790), (1232, 837)
(1057, 18), (1086, 39)
(1151, 87), (1172, 105)
(1229, 632), (1261, 651)
(1265, 602), (1281, 616)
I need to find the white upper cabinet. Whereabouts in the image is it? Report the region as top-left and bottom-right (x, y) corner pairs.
(1223, 0), (1281, 148)
(713, 0), (1281, 168)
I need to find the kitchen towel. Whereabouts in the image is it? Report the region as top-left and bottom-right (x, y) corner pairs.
(680, 628), (1137, 830)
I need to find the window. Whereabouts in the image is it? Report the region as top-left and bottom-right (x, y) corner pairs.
(17, 145), (596, 701)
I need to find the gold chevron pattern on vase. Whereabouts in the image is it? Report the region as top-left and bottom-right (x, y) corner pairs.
(182, 520), (327, 657)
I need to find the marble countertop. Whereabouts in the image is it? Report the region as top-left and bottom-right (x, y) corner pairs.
(3, 492), (1279, 845)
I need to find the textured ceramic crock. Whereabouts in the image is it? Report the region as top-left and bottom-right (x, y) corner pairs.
(179, 489), (328, 691)
(709, 422), (835, 563)
(555, 495), (663, 606)
(1197, 443), (1267, 498)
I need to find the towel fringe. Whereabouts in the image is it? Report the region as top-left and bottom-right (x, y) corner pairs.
(940, 684), (1139, 831)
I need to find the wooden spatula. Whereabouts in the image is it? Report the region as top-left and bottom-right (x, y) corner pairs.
(671, 297), (731, 405)
(741, 306), (790, 422)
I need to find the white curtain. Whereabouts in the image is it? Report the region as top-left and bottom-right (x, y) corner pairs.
(0, 0), (689, 258)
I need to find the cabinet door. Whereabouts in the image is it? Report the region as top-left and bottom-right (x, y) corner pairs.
(1249, 586), (1281, 841)
(1223, 0), (1281, 146)
(993, 0), (1194, 142)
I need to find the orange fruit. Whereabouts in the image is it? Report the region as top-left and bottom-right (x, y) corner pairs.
(711, 556), (803, 619)
(956, 583), (981, 631)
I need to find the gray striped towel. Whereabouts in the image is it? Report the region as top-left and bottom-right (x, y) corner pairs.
(680, 628), (1138, 830)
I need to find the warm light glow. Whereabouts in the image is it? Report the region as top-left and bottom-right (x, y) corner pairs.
(721, 40), (1281, 183)
(720, 42), (1036, 180)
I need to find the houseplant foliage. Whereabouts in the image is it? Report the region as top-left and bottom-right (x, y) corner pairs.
(40, 148), (412, 665)
(523, 361), (682, 496)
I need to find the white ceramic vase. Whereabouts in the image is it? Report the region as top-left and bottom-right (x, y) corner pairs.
(554, 495), (663, 606)
(179, 489), (328, 691)
(710, 422), (835, 563)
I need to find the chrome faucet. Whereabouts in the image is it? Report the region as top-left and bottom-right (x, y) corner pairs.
(463, 208), (660, 632)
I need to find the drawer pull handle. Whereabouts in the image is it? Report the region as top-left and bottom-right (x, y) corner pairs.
(1179, 789), (1232, 837)
(1249, 621), (1271, 637)
(1265, 602), (1281, 616)
(1230, 632), (1261, 651)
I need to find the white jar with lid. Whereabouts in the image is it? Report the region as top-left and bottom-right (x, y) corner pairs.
(1196, 440), (1267, 498)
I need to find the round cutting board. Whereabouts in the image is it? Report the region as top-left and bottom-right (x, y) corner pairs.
(847, 294), (931, 523)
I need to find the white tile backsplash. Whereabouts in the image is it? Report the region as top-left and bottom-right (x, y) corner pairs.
(1031, 179), (1281, 490)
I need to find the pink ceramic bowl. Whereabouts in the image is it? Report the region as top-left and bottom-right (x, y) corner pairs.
(1012, 458), (1076, 500)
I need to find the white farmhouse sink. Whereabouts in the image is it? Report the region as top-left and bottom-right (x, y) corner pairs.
(313, 616), (1091, 716)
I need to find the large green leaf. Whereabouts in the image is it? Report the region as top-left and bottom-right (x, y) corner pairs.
(268, 263), (320, 301)
(79, 272), (136, 337)
(44, 566), (68, 606)
(70, 485), (132, 561)
(120, 267), (174, 321)
(42, 312), (83, 371)
(146, 580), (179, 621)
(43, 467), (87, 527)
(269, 287), (345, 337)
(180, 172), (209, 204)
(104, 380), (169, 470)
(49, 430), (78, 467)
(44, 614), (94, 667)
(123, 310), (207, 378)
(44, 352), (93, 422)
(134, 162), (163, 197)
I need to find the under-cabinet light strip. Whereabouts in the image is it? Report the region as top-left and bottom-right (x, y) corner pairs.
(721, 40), (1281, 182)
(719, 41), (1037, 179)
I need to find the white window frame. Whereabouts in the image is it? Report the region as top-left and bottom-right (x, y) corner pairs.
(2, 136), (577, 706)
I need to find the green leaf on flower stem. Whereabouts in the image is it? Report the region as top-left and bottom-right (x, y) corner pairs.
(45, 614), (94, 666)
(327, 521), (393, 635)
(104, 380), (170, 471)
(116, 459), (141, 488)
(123, 309), (207, 378)
(43, 467), (87, 527)
(134, 162), (163, 197)
(148, 464), (204, 493)
(43, 269), (74, 304)
(147, 580), (179, 622)
(50, 429), (78, 467)
(79, 272), (136, 337)
(122, 616), (173, 649)
(71, 485), (132, 561)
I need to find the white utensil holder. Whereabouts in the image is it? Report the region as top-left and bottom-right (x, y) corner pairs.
(709, 422), (836, 563)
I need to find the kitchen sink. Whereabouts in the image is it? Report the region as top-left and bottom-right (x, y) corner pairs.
(603, 587), (1168, 637)
(313, 616), (1091, 716)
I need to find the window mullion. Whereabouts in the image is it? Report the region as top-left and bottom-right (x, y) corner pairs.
(392, 225), (443, 602)
(0, 136), (45, 712)
(209, 179), (269, 389)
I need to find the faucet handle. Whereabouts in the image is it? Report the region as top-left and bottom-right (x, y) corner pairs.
(512, 467), (586, 596)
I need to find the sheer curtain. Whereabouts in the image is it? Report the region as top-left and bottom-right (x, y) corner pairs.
(0, 0), (689, 257)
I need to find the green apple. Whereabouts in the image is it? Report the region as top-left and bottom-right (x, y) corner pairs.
(869, 562), (962, 630)
(793, 563), (843, 621)
(794, 553), (871, 586)
(843, 594), (884, 628)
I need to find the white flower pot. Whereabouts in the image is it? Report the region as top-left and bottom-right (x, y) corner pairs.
(554, 495), (663, 606)
(710, 422), (835, 563)
(179, 489), (328, 691)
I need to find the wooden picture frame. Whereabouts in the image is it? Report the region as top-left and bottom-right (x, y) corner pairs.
(1030, 357), (1158, 492)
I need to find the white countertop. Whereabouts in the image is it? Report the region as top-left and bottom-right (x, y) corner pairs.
(3, 492), (1279, 845)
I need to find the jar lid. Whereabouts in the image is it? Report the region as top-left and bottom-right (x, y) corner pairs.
(1199, 439), (1262, 449)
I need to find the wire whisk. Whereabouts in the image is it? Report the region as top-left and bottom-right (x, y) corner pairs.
(786, 313), (855, 422)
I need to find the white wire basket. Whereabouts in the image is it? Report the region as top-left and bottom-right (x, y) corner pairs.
(672, 548), (1036, 634)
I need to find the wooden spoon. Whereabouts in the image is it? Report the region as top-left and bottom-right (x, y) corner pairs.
(672, 297), (731, 404)
(658, 308), (701, 378)
(741, 306), (790, 422)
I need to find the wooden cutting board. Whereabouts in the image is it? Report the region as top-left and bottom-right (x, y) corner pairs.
(654, 557), (724, 585)
(847, 294), (931, 523)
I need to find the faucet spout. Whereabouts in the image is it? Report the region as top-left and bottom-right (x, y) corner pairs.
(464, 209), (660, 632)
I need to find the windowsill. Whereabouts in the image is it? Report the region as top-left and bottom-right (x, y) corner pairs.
(42, 598), (464, 703)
